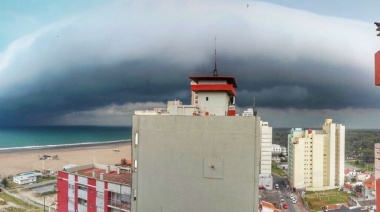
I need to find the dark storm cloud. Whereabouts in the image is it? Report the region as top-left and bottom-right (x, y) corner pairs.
(0, 0), (379, 126)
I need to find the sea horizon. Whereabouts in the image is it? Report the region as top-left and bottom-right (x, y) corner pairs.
(0, 125), (132, 151)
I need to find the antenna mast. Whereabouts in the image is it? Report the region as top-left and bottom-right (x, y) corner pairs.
(253, 97), (258, 116)
(213, 37), (218, 76)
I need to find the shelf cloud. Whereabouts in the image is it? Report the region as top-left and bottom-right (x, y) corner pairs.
(0, 0), (379, 127)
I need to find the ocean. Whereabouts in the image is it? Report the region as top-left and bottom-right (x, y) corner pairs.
(0, 126), (132, 151)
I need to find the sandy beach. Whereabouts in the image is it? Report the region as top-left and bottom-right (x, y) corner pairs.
(0, 141), (131, 177)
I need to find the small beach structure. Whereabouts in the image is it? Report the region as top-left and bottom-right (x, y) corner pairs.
(13, 172), (43, 185)
(38, 154), (59, 160)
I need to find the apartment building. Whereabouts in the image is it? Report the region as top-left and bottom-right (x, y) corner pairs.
(56, 164), (131, 212)
(242, 108), (273, 190)
(288, 119), (345, 191)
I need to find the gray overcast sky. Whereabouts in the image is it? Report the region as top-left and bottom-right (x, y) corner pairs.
(0, 0), (380, 128)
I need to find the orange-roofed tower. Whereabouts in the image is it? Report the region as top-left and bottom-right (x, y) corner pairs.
(188, 38), (237, 116)
(189, 75), (237, 116)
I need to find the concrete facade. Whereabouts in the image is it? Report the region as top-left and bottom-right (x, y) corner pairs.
(131, 115), (261, 212)
(288, 119), (345, 191)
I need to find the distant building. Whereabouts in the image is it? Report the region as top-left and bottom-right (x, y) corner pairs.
(363, 175), (376, 201)
(260, 121), (273, 190)
(13, 172), (42, 185)
(242, 108), (273, 190)
(131, 75), (261, 211)
(288, 119), (345, 191)
(56, 164), (131, 212)
(280, 147), (287, 157)
(272, 144), (282, 158)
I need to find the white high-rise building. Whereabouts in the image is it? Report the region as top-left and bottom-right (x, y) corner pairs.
(260, 121), (273, 176)
(288, 119), (345, 191)
(259, 121), (273, 190)
(242, 108), (273, 190)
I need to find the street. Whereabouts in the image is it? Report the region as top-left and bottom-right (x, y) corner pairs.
(273, 174), (303, 212)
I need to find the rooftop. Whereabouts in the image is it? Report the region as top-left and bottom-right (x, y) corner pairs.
(188, 75), (238, 87)
(64, 164), (132, 186)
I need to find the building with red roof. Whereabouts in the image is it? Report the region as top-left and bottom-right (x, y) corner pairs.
(56, 164), (131, 212)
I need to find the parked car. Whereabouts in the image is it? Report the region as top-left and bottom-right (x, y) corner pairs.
(292, 199), (297, 204)
(275, 183), (280, 189)
(283, 203), (288, 209)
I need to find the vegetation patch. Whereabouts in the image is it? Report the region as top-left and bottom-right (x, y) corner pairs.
(271, 162), (287, 177)
(0, 198), (7, 205)
(2, 206), (26, 212)
(0, 193), (42, 212)
(304, 189), (353, 211)
(36, 176), (57, 183)
(346, 160), (373, 172)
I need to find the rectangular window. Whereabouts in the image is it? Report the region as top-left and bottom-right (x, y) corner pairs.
(78, 184), (87, 191)
(206, 97), (209, 101)
(78, 198), (87, 206)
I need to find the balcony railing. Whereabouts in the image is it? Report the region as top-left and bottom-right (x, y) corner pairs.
(108, 198), (130, 211)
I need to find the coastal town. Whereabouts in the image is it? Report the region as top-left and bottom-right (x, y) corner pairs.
(1, 1), (380, 212)
(0, 70), (377, 212)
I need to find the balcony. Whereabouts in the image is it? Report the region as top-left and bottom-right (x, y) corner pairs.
(108, 198), (130, 211)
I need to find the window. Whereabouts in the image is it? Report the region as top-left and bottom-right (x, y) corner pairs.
(206, 97), (209, 101)
(78, 198), (87, 206)
(78, 184), (87, 191)
(69, 184), (74, 189)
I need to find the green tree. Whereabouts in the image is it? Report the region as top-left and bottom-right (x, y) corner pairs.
(1, 178), (8, 188)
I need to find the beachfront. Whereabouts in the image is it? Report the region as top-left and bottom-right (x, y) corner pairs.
(0, 141), (131, 177)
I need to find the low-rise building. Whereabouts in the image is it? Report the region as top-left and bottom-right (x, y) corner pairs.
(13, 172), (42, 185)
